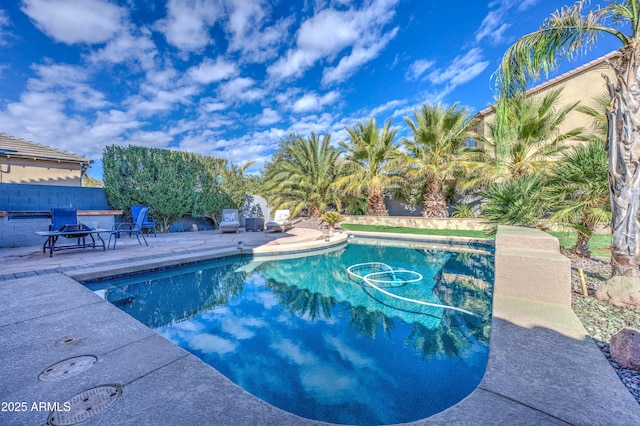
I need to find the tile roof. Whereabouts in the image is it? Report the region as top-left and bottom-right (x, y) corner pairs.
(0, 133), (90, 165)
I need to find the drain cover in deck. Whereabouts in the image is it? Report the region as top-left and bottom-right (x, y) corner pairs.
(47, 384), (122, 426)
(38, 356), (97, 382)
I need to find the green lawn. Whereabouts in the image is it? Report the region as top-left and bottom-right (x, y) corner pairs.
(340, 223), (489, 239)
(341, 224), (612, 257)
(549, 231), (611, 258)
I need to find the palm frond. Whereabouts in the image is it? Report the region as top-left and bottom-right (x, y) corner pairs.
(495, 0), (628, 99)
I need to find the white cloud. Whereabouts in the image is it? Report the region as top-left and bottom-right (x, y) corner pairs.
(257, 107), (282, 126)
(224, 0), (292, 63)
(475, 0), (539, 45)
(0, 8), (11, 46)
(405, 59), (434, 80)
(369, 99), (404, 117)
(28, 63), (109, 110)
(268, 0), (399, 82)
(292, 91), (339, 113)
(187, 57), (239, 84)
(157, 0), (221, 52)
(322, 26), (398, 85)
(474, 9), (510, 45)
(427, 48), (489, 88)
(124, 84), (198, 117)
(88, 27), (158, 71)
(21, 0), (125, 44)
(218, 77), (265, 103)
(200, 98), (227, 112)
(287, 112), (336, 136)
(126, 130), (174, 148)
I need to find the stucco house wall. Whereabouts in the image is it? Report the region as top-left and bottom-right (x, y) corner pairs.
(0, 133), (90, 186)
(473, 51), (618, 148)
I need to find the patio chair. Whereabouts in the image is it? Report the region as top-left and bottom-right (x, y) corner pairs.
(219, 209), (240, 233)
(50, 208), (78, 231)
(108, 206), (149, 249)
(50, 208), (89, 245)
(266, 209), (292, 232)
(131, 205), (157, 236)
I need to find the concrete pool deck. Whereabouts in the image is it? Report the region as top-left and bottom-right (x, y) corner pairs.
(1, 226), (639, 425)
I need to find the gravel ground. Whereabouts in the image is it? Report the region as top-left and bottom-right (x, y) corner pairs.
(569, 255), (640, 405)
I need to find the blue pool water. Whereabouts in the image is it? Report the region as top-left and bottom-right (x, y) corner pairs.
(92, 240), (494, 425)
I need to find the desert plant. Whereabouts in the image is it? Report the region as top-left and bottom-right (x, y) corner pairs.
(319, 211), (344, 227)
(451, 204), (476, 218)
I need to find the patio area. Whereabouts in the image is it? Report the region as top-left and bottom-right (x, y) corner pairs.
(0, 227), (639, 425)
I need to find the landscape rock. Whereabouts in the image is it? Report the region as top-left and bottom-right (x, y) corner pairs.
(610, 328), (640, 371)
(595, 276), (640, 309)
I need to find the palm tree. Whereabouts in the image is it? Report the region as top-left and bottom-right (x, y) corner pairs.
(495, 0), (640, 281)
(543, 140), (611, 257)
(262, 133), (342, 217)
(401, 103), (476, 217)
(334, 118), (399, 216)
(481, 174), (546, 234)
(471, 89), (584, 185)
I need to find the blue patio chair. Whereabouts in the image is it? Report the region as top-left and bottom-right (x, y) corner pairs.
(108, 207), (149, 249)
(50, 208), (89, 245)
(50, 208), (78, 231)
(131, 205), (157, 236)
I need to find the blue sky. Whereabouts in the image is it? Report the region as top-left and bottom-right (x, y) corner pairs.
(0, 0), (621, 179)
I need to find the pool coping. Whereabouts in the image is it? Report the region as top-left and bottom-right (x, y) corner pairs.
(1, 226), (639, 425)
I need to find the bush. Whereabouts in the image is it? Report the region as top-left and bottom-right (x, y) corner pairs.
(102, 145), (248, 231)
(319, 211), (344, 227)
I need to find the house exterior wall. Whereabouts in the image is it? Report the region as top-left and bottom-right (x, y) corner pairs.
(475, 55), (617, 148)
(0, 157), (84, 186)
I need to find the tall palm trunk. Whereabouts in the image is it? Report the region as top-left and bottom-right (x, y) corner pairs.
(422, 178), (448, 218)
(605, 51), (640, 277)
(308, 205), (320, 218)
(367, 189), (389, 216)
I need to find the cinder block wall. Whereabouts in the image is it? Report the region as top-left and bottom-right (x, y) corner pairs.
(0, 182), (110, 211)
(0, 183), (115, 248)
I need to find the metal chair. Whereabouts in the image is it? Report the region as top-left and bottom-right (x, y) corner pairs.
(131, 205), (157, 236)
(108, 207), (149, 249)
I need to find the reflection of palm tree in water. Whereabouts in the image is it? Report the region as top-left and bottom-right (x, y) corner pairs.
(347, 305), (395, 338)
(267, 279), (338, 320)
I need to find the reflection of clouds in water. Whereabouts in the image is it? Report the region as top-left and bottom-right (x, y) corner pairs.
(254, 291), (279, 310)
(220, 315), (266, 340)
(190, 333), (238, 355)
(300, 365), (358, 402)
(271, 338), (319, 365)
(172, 319), (204, 332)
(203, 306), (230, 317)
(324, 334), (376, 369)
(244, 276), (279, 309)
(234, 352), (295, 397)
(155, 318), (203, 342)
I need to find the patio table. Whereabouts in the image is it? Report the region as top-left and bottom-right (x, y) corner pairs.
(35, 226), (111, 257)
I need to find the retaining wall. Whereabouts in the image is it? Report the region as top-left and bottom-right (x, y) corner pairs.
(342, 215), (491, 230)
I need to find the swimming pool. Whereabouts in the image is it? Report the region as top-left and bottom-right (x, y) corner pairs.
(92, 240), (494, 424)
